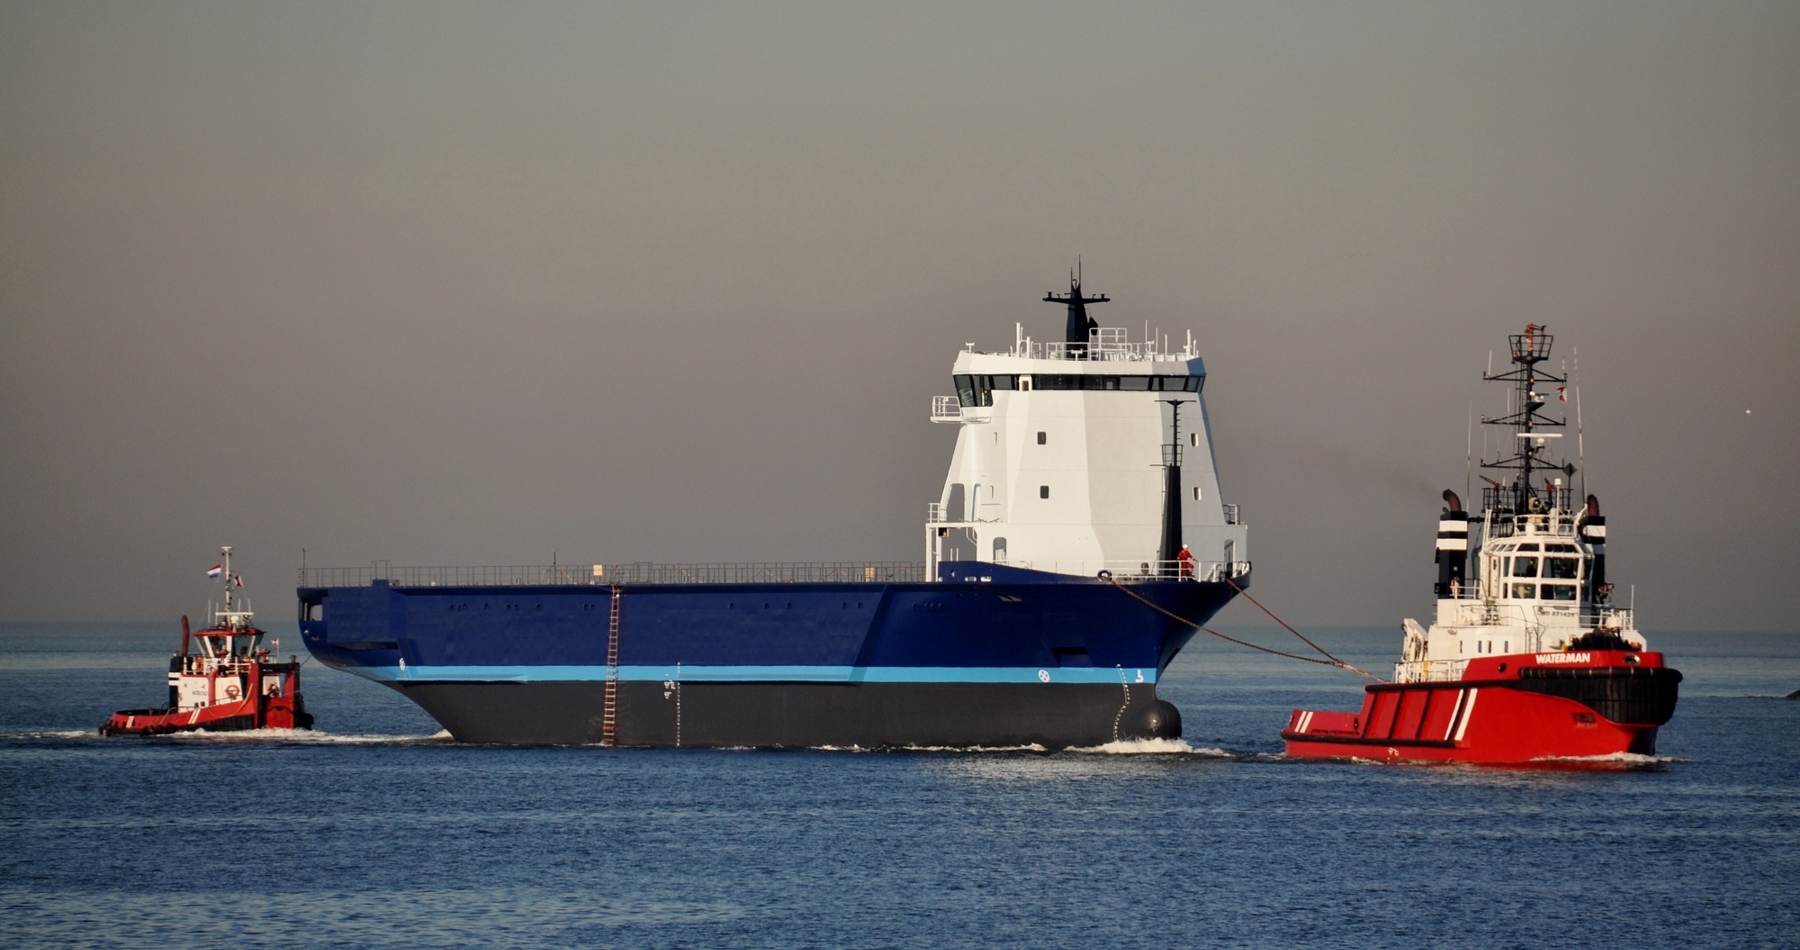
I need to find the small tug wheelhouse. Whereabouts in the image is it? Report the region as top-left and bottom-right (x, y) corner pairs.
(1283, 325), (1680, 764)
(102, 546), (313, 736)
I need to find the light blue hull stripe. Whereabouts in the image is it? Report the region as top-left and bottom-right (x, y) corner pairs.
(341, 663), (1155, 686)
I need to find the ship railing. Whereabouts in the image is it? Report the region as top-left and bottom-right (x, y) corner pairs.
(300, 562), (929, 588)
(1583, 607), (1635, 631)
(300, 558), (1254, 588)
(1392, 659), (1469, 684)
(930, 396), (963, 423)
(1008, 338), (1196, 363)
(1442, 597), (1635, 632)
(1445, 600), (1541, 627)
(981, 559), (1252, 583)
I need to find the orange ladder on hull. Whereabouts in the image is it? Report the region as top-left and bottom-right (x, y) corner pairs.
(602, 585), (621, 746)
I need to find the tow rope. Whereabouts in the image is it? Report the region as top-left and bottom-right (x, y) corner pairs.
(1099, 572), (1386, 683)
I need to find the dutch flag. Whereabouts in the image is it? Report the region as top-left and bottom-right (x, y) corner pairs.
(206, 564), (224, 579)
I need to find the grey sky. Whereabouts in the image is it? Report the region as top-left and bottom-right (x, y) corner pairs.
(3, 2), (1795, 631)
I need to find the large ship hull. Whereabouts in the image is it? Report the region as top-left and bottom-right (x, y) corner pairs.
(300, 565), (1234, 747)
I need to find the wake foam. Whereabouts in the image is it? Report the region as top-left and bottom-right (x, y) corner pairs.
(155, 727), (452, 745)
(815, 739), (1229, 755)
(816, 743), (1049, 753)
(1068, 738), (1231, 756)
(2, 730), (101, 740)
(1529, 751), (1678, 766)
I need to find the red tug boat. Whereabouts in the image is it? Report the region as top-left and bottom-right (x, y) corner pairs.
(101, 546), (313, 736)
(1284, 325), (1680, 764)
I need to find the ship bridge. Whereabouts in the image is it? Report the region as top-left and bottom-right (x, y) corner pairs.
(927, 278), (1247, 581)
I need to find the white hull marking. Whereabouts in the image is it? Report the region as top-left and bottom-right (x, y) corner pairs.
(1453, 688), (1478, 742)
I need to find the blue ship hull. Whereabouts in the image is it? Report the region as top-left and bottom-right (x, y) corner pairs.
(300, 564), (1238, 747)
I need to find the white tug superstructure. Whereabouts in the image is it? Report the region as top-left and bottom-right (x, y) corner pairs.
(927, 276), (1247, 581)
(1397, 496), (1640, 684)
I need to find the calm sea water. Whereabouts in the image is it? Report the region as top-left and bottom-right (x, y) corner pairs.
(2, 622), (1796, 950)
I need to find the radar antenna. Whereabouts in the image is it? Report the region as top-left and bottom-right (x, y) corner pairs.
(1043, 262), (1109, 358)
(1477, 323), (1577, 520)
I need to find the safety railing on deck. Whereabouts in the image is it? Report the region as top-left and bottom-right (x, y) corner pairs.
(965, 559), (1252, 583)
(1393, 659), (1470, 684)
(300, 562), (929, 588)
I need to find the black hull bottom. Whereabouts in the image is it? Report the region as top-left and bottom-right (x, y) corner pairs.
(394, 680), (1182, 748)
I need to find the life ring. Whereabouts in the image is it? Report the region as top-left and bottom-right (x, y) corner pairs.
(225, 684), (240, 700)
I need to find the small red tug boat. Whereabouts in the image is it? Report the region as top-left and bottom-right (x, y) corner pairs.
(1284, 326), (1680, 764)
(101, 546), (313, 736)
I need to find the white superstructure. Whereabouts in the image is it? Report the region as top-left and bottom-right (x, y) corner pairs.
(925, 281), (1247, 581)
(1394, 501), (1642, 684)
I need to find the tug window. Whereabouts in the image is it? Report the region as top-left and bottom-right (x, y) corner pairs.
(1517, 543), (1540, 552)
(1509, 557), (1539, 578)
(1544, 557), (1580, 579)
(1511, 583), (1536, 599)
(1543, 585), (1578, 602)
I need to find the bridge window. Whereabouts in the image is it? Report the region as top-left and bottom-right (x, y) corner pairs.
(1026, 374), (1204, 392)
(1509, 557), (1538, 578)
(1517, 543), (1540, 552)
(1511, 583), (1536, 599)
(1544, 557), (1580, 579)
(1543, 584), (1578, 601)
(951, 375), (1019, 408)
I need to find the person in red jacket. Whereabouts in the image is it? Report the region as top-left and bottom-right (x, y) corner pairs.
(1176, 543), (1196, 579)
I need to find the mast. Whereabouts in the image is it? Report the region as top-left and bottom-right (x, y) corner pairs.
(1478, 324), (1575, 522)
(221, 545), (233, 617)
(1043, 265), (1109, 358)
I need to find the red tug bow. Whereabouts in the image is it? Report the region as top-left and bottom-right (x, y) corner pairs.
(101, 546), (313, 736)
(1284, 325), (1680, 764)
